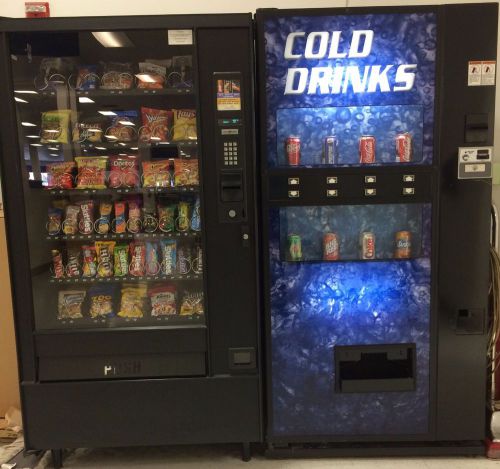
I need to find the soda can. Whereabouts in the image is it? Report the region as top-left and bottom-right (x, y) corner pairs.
(323, 233), (339, 261)
(322, 135), (339, 164)
(286, 136), (301, 166)
(394, 231), (412, 259)
(288, 234), (302, 261)
(360, 231), (375, 259)
(396, 132), (412, 162)
(359, 135), (376, 164)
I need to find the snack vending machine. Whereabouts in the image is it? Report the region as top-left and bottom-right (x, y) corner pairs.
(0, 14), (260, 464)
(257, 4), (496, 455)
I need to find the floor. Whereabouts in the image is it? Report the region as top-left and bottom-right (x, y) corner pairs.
(28, 445), (500, 468)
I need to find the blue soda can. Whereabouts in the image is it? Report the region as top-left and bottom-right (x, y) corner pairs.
(322, 135), (339, 164)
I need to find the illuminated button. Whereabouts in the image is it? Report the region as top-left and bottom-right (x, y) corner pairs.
(228, 209), (236, 218)
(365, 176), (376, 183)
(365, 188), (376, 196)
(403, 175), (415, 182)
(326, 177), (337, 184)
(288, 177), (300, 185)
(403, 187), (415, 195)
(224, 142), (228, 147)
(288, 190), (300, 198)
(326, 189), (338, 197)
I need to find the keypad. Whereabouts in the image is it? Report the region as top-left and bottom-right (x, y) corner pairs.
(223, 141), (239, 166)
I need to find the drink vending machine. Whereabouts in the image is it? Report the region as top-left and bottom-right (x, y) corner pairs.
(0, 13), (261, 465)
(256, 3), (496, 455)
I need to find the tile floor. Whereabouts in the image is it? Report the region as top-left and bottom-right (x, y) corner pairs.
(32, 445), (500, 468)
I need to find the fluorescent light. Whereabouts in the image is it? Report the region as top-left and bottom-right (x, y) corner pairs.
(30, 143), (43, 147)
(48, 147), (59, 151)
(130, 147), (138, 150)
(92, 31), (133, 48)
(95, 146), (106, 150)
(15, 97), (28, 103)
(105, 135), (118, 140)
(26, 135), (40, 139)
(14, 90), (37, 94)
(150, 136), (161, 141)
(135, 73), (156, 83)
(118, 120), (134, 126)
(79, 97), (95, 103)
(98, 110), (117, 116)
(21, 122), (36, 127)
(119, 153), (127, 156)
(50, 153), (59, 156)
(44, 129), (60, 133)
(118, 142), (127, 146)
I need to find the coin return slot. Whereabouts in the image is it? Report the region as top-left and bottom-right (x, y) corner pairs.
(327, 189), (338, 197)
(288, 177), (300, 185)
(288, 190), (300, 198)
(326, 177), (338, 185)
(364, 188), (376, 196)
(403, 187), (415, 195)
(365, 176), (376, 184)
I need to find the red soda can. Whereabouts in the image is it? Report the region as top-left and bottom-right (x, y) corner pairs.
(359, 135), (376, 163)
(323, 233), (339, 260)
(394, 231), (412, 259)
(396, 132), (412, 162)
(286, 136), (301, 166)
(360, 231), (375, 259)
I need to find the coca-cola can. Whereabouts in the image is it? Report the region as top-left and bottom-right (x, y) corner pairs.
(396, 132), (413, 162)
(360, 231), (375, 260)
(286, 136), (301, 166)
(323, 233), (339, 261)
(359, 135), (376, 164)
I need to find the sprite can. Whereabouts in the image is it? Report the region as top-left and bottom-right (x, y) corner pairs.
(288, 234), (302, 261)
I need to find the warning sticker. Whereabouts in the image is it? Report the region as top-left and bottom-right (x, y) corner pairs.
(216, 79), (241, 111)
(468, 60), (496, 86)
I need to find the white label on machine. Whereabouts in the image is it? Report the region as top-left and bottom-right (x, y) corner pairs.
(468, 61), (482, 86)
(167, 30), (193, 45)
(481, 61), (496, 85)
(464, 163), (486, 173)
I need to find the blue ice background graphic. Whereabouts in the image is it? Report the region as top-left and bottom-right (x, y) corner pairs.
(265, 13), (436, 167)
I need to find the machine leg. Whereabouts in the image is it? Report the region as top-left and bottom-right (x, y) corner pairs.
(241, 442), (251, 462)
(51, 449), (63, 469)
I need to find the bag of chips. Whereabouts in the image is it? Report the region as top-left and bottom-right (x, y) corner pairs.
(95, 241), (115, 278)
(77, 200), (94, 235)
(75, 156), (108, 189)
(129, 242), (146, 277)
(145, 242), (160, 276)
(173, 158), (199, 186)
(113, 202), (126, 234)
(62, 205), (79, 235)
(137, 62), (166, 89)
(172, 109), (197, 141)
(41, 109), (73, 144)
(109, 155), (139, 188)
(82, 245), (97, 277)
(72, 116), (106, 143)
(149, 285), (176, 316)
(118, 283), (147, 318)
(52, 249), (65, 278)
(142, 206), (158, 233)
(100, 62), (134, 90)
(47, 207), (62, 235)
(127, 199), (142, 233)
(142, 160), (171, 188)
(89, 284), (115, 318)
(75, 64), (99, 90)
(46, 161), (75, 189)
(139, 107), (173, 142)
(66, 248), (82, 278)
(105, 111), (137, 143)
(161, 239), (177, 275)
(114, 244), (129, 277)
(58, 290), (85, 319)
(158, 204), (175, 233)
(171, 55), (193, 88)
(180, 291), (204, 316)
(96, 202), (112, 234)
(191, 197), (201, 232)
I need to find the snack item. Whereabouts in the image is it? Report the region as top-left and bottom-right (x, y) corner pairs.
(47, 207), (63, 235)
(75, 156), (108, 189)
(142, 160), (171, 188)
(77, 200), (94, 235)
(161, 239), (177, 275)
(177, 201), (191, 232)
(137, 62), (166, 89)
(142, 207), (158, 233)
(96, 202), (112, 234)
(66, 248), (81, 278)
(158, 204), (175, 233)
(171, 56), (193, 88)
(75, 65), (99, 90)
(95, 241), (115, 277)
(82, 245), (97, 277)
(100, 62), (134, 90)
(41, 109), (72, 143)
(113, 202), (126, 234)
(190, 197), (201, 232)
(127, 199), (142, 233)
(173, 158), (199, 187)
(109, 155), (139, 188)
(192, 244), (203, 274)
(180, 291), (204, 316)
(46, 162), (75, 189)
(129, 242), (146, 277)
(145, 242), (160, 276)
(105, 111), (137, 142)
(177, 244), (191, 275)
(139, 107), (173, 142)
(114, 244), (129, 277)
(72, 116), (105, 143)
(149, 285), (177, 316)
(118, 283), (147, 318)
(89, 284), (115, 318)
(58, 290), (85, 319)
(52, 249), (65, 278)
(172, 109), (197, 141)
(62, 205), (79, 235)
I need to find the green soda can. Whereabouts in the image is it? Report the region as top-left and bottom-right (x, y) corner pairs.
(288, 234), (302, 261)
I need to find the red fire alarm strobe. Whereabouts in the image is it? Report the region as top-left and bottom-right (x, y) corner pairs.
(25, 2), (50, 18)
